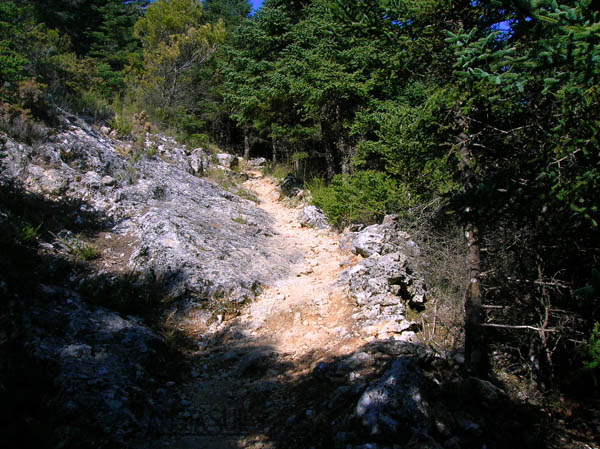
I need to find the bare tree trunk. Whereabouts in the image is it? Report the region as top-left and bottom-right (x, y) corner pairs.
(337, 136), (352, 176)
(272, 140), (277, 164)
(321, 120), (336, 181)
(464, 222), (483, 374)
(243, 130), (250, 160)
(457, 106), (485, 376)
(325, 145), (335, 181)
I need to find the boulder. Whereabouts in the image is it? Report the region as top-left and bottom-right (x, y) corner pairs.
(356, 351), (431, 439)
(216, 153), (235, 168)
(26, 293), (165, 443)
(247, 157), (267, 168)
(281, 173), (303, 197)
(347, 217), (420, 259)
(188, 148), (209, 176)
(351, 227), (386, 258)
(299, 205), (329, 229)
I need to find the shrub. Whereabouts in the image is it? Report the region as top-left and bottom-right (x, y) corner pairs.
(109, 95), (137, 137)
(584, 322), (600, 369)
(185, 133), (211, 149)
(70, 88), (113, 122)
(72, 242), (101, 261)
(52, 231), (101, 261)
(263, 162), (291, 181)
(309, 170), (417, 228)
(205, 167), (258, 202)
(0, 101), (47, 144)
(19, 222), (42, 243)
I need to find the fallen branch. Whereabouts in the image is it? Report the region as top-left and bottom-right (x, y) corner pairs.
(479, 323), (558, 332)
(505, 276), (569, 288)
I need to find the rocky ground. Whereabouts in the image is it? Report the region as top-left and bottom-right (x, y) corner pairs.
(1, 115), (598, 449)
(138, 173), (382, 448)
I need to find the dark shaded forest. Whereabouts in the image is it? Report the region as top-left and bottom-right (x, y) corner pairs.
(1, 0), (599, 418)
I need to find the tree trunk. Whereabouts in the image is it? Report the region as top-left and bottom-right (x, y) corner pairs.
(321, 120), (336, 181)
(464, 222), (483, 374)
(338, 136), (353, 175)
(243, 130), (250, 160)
(325, 144), (336, 181)
(457, 106), (485, 376)
(272, 140), (277, 164)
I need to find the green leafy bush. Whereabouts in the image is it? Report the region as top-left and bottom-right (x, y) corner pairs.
(583, 322), (600, 369)
(309, 170), (417, 229)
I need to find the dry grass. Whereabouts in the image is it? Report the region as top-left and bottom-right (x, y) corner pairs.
(205, 167), (259, 203)
(395, 199), (467, 353)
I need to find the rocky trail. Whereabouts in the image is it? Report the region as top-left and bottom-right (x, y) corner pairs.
(147, 172), (369, 449)
(1, 120), (434, 449)
(3, 120), (580, 449)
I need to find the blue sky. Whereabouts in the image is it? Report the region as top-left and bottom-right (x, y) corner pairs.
(250, 0), (263, 12)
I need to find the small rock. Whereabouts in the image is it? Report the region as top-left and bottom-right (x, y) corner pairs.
(101, 175), (116, 186)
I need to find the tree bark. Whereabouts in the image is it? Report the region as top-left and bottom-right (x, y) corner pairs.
(325, 144), (336, 181)
(337, 135), (352, 176)
(457, 105), (485, 376)
(243, 130), (250, 160)
(464, 222), (484, 374)
(320, 120), (336, 181)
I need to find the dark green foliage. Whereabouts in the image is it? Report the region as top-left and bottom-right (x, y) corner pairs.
(352, 83), (458, 196)
(29, 0), (145, 56)
(203, 0), (252, 29)
(0, 0), (143, 125)
(0, 1), (29, 86)
(584, 322), (600, 369)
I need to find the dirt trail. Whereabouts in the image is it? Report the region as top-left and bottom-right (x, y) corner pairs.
(240, 172), (365, 358)
(148, 172), (366, 449)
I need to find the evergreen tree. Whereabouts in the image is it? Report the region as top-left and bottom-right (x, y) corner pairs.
(131, 0), (226, 129)
(203, 0), (252, 29)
